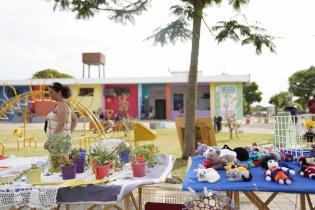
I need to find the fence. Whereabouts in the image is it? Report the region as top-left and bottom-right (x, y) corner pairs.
(274, 112), (314, 157)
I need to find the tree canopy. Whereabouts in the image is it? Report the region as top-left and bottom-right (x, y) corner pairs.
(32, 69), (73, 79)
(269, 91), (290, 113)
(243, 82), (262, 114)
(49, 0), (276, 158)
(288, 66), (315, 108)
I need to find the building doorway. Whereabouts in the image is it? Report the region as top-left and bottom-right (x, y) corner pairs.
(155, 99), (166, 119)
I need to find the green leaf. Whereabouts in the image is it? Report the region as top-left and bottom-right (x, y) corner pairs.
(145, 17), (191, 46)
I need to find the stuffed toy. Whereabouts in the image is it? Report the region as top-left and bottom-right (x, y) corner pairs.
(304, 120), (315, 143)
(194, 164), (220, 183)
(203, 147), (236, 170)
(298, 157), (315, 180)
(195, 142), (209, 156)
(261, 157), (295, 184)
(309, 144), (315, 158)
(222, 144), (249, 161)
(247, 151), (262, 168)
(285, 153), (294, 162)
(225, 162), (252, 182)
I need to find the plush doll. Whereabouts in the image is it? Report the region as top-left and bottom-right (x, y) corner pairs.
(203, 147), (236, 170)
(247, 150), (262, 168)
(225, 162), (252, 182)
(195, 142), (209, 156)
(222, 144), (249, 161)
(194, 164), (220, 183)
(304, 120), (315, 143)
(285, 153), (294, 162)
(261, 157), (295, 184)
(298, 157), (315, 180)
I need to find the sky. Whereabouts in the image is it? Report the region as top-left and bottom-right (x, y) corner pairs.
(0, 0), (314, 105)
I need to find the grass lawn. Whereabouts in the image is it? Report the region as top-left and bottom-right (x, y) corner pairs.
(0, 127), (273, 179)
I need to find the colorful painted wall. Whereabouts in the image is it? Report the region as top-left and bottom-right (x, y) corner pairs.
(70, 84), (103, 114)
(0, 85), (30, 119)
(104, 84), (138, 119)
(211, 82), (243, 120)
(31, 86), (55, 116)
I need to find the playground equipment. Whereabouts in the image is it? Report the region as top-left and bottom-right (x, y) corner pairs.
(133, 122), (157, 146)
(0, 90), (107, 146)
(175, 117), (217, 154)
(274, 113), (315, 156)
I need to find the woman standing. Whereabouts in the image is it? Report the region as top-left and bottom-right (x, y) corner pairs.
(46, 82), (78, 138)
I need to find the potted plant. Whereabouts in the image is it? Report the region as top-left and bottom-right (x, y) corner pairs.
(70, 148), (85, 173)
(115, 142), (131, 164)
(130, 144), (159, 178)
(44, 134), (71, 172)
(88, 145), (116, 180)
(26, 164), (41, 184)
(133, 144), (159, 167)
(61, 158), (76, 180)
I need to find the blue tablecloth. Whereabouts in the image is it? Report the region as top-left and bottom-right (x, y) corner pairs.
(182, 156), (315, 194)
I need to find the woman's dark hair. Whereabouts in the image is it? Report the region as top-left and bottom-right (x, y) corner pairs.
(49, 82), (71, 99)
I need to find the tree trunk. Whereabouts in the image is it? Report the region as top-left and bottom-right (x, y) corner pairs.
(182, 4), (203, 159)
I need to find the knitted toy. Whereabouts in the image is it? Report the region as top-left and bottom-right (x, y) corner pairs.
(203, 147), (236, 170)
(222, 144), (249, 161)
(304, 120), (315, 143)
(225, 162), (252, 182)
(261, 157), (295, 184)
(194, 164), (220, 183)
(298, 157), (315, 180)
(247, 150), (262, 168)
(195, 142), (209, 156)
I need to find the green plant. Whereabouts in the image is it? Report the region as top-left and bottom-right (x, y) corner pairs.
(132, 144), (159, 167)
(115, 142), (131, 154)
(69, 148), (81, 160)
(44, 133), (72, 172)
(88, 145), (117, 166)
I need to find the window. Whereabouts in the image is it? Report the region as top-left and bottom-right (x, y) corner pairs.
(104, 87), (130, 96)
(173, 94), (184, 111)
(79, 88), (94, 96)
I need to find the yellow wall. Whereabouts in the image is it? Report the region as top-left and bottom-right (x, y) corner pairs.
(70, 84), (103, 113)
(210, 83), (216, 117)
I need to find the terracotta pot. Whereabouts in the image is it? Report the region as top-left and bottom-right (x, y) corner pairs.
(93, 164), (110, 180)
(136, 155), (145, 163)
(131, 161), (147, 177)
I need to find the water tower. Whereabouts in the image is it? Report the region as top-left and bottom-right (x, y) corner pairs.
(82, 52), (105, 78)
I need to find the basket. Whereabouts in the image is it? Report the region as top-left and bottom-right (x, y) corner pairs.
(140, 183), (193, 207)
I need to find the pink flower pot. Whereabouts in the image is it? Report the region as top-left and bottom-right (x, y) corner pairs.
(131, 161), (147, 177)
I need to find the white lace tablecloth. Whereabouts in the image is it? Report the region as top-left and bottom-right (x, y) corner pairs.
(0, 154), (175, 209)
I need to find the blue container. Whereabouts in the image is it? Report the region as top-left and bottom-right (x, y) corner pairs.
(120, 151), (130, 163)
(80, 151), (87, 160)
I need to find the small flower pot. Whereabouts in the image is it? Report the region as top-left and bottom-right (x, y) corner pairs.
(120, 151), (130, 163)
(74, 158), (85, 173)
(26, 168), (41, 184)
(131, 161), (147, 177)
(61, 164), (76, 180)
(93, 164), (110, 180)
(136, 155), (145, 163)
(80, 151), (87, 160)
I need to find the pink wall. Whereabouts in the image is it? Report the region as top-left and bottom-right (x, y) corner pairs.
(104, 84), (138, 119)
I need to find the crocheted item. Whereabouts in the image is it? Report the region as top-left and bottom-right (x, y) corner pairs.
(184, 188), (234, 210)
(0, 183), (59, 209)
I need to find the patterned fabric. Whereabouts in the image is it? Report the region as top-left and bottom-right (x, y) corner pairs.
(46, 99), (72, 138)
